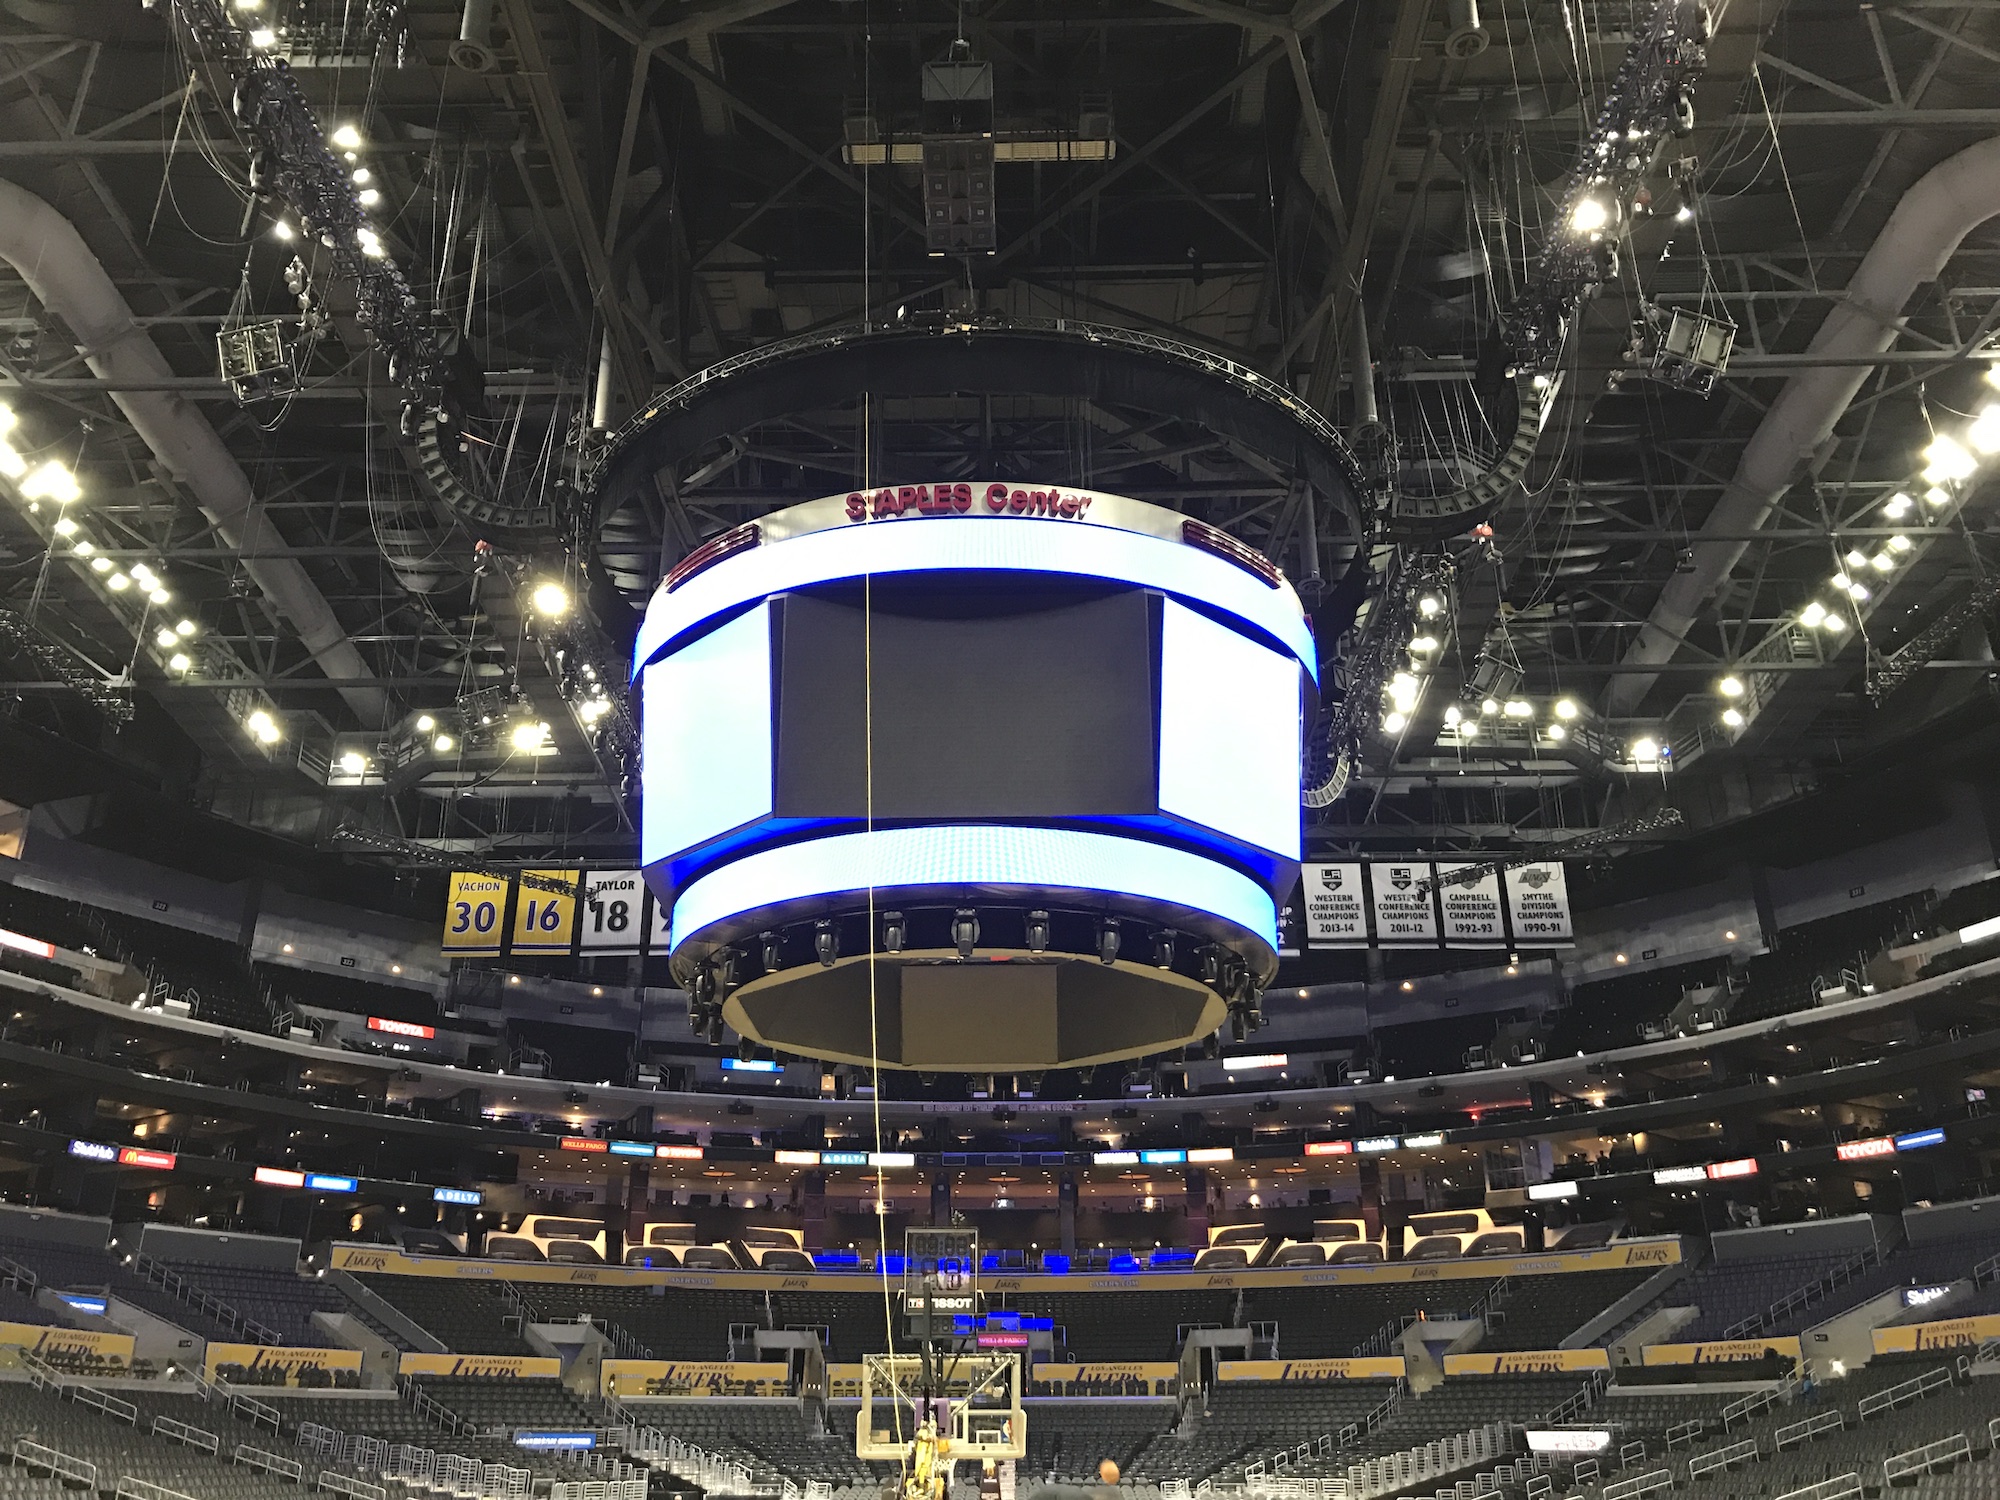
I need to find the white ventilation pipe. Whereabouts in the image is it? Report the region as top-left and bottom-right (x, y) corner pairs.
(1606, 135), (2000, 717)
(0, 178), (386, 727)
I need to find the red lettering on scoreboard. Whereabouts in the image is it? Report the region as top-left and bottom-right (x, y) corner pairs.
(842, 483), (1094, 522)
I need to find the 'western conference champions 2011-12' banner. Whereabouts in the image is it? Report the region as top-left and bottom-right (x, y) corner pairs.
(1289, 861), (1571, 951)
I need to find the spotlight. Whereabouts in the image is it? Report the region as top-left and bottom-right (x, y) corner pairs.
(149, 589), (170, 606)
(1721, 707), (1744, 728)
(1480, 698), (1499, 715)
(1675, 203), (1695, 222)
(72, 541), (93, 556)
(1888, 535), (1912, 554)
(89, 557), (111, 574)
(1798, 601), (1827, 628)
(1417, 594), (1443, 618)
(168, 653), (190, 673)
(1631, 738), (1660, 762)
(21, 461), (79, 505)
(1845, 548), (1868, 569)
(1972, 405), (2000, 455)
(1410, 635), (1439, 654)
(247, 710), (281, 744)
(1443, 705), (1463, 726)
(155, 628), (177, 650)
(331, 124), (363, 150)
(952, 909), (980, 960)
(1570, 197), (1610, 234)
(1382, 711), (1408, 734)
(1924, 486), (1952, 507)
(107, 573), (130, 591)
(1881, 492), (1913, 519)
(1923, 434), (1975, 484)
(51, 517), (76, 537)
(338, 751), (367, 775)
(882, 911), (906, 953)
(1097, 918), (1121, 965)
(249, 26), (275, 46)
(1502, 699), (1533, 718)
(357, 189), (381, 207)
(1152, 930), (1176, 968)
(415, 714), (435, 732)
(509, 720), (549, 753)
(432, 734), (454, 753)
(1717, 676), (1744, 698)
(175, 619), (196, 636)
(531, 581), (569, 617)
(1822, 612), (1848, 634)
(761, 932), (781, 971)
(1544, 723), (1567, 742)
(815, 920), (839, 968)
(1024, 911), (1049, 953)
(1871, 552), (1895, 572)
(272, 221), (294, 241)
(351, 168), (371, 185)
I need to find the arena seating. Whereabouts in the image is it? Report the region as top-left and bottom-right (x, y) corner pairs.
(502, 1282), (768, 1359)
(350, 1276), (533, 1355)
(1732, 895), (1931, 1024)
(770, 1290), (897, 1360)
(1003, 1290), (1232, 1362)
(410, 1375), (595, 1431)
(1020, 1402), (1176, 1481)
(149, 1262), (352, 1347)
(0, 1235), (261, 1347)
(1548, 959), (1730, 1054)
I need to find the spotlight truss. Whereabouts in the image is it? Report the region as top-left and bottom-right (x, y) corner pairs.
(1411, 807), (1686, 897)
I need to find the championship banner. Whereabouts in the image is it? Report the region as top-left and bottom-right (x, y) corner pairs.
(1872, 1315), (2000, 1354)
(578, 871), (646, 954)
(333, 1236), (1678, 1294)
(0, 1322), (132, 1365)
(511, 869), (580, 955)
(1368, 862), (1438, 946)
(1032, 1362), (1178, 1391)
(1217, 1358), (1405, 1382)
(1443, 1349), (1608, 1376)
(1643, 1337), (1802, 1366)
(602, 1360), (788, 1398)
(1301, 863), (1369, 947)
(442, 872), (508, 955)
(1504, 863), (1573, 945)
(399, 1353), (563, 1379)
(1435, 863), (1506, 947)
(206, 1343), (362, 1386)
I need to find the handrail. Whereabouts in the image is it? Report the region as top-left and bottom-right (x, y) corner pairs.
(151, 1414), (221, 1454)
(1856, 1364), (1951, 1419)
(71, 1382), (138, 1424)
(1774, 1409), (1842, 1450)
(317, 1474), (386, 1500)
(1600, 1468), (1671, 1500)
(116, 1478), (203, 1500)
(13, 1437), (98, 1488)
(234, 1441), (306, 1481)
(131, 1250), (284, 1345)
(1772, 1475), (1860, 1500)
(1663, 1419), (1703, 1450)
(1687, 1439), (1758, 1478)
(1725, 1242), (1882, 1340)
(234, 1391), (284, 1430)
(1882, 1432), (1970, 1481)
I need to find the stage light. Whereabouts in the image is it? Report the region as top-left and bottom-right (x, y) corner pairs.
(1871, 552), (1895, 572)
(71, 540), (93, 556)
(338, 751), (367, 775)
(1418, 594), (1443, 618)
(1502, 699), (1533, 718)
(1822, 612), (1848, 634)
(272, 221), (294, 241)
(249, 28), (276, 47)
(148, 588), (170, 605)
(357, 189), (381, 207)
(952, 909), (980, 960)
(1480, 697), (1498, 715)
(1721, 707), (1744, 728)
(1554, 698), (1579, 719)
(882, 910), (907, 953)
(1443, 704), (1463, 726)
(510, 720), (549, 752)
(21, 461), (79, 505)
(1382, 711), (1408, 734)
(1924, 485), (1951, 507)
(168, 653), (190, 673)
(815, 919), (838, 968)
(1923, 434), (1975, 484)
(432, 734), (454, 752)
(1631, 738), (1659, 762)
(155, 628), (177, 650)
(1097, 918), (1121, 965)
(89, 557), (110, 574)
(1888, 534), (1912, 553)
(1717, 676), (1743, 698)
(175, 619), (196, 636)
(106, 573), (129, 591)
(531, 581), (569, 617)
(49, 517), (79, 540)
(1570, 197), (1610, 234)
(351, 168), (371, 185)
(1798, 601), (1826, 628)
(415, 715), (435, 732)
(1544, 723), (1567, 742)
(1845, 549), (1867, 569)
(358, 233), (385, 259)
(331, 124), (362, 150)
(1024, 911), (1049, 953)
(1153, 930), (1175, 968)
(247, 709), (280, 744)
(1410, 635), (1439, 654)
(1970, 405), (2000, 455)
(1675, 203), (1695, 222)
(1882, 492), (1913, 519)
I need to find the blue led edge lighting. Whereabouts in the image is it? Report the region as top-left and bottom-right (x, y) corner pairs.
(634, 516), (1317, 686)
(608, 1141), (656, 1158)
(720, 1057), (781, 1073)
(672, 825), (1278, 955)
(59, 1295), (107, 1315)
(1140, 1149), (1186, 1165)
(1895, 1128), (1947, 1152)
(433, 1187), (482, 1206)
(306, 1174), (357, 1193)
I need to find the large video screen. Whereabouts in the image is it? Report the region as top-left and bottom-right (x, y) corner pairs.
(772, 586), (1157, 820)
(1157, 598), (1302, 861)
(640, 601), (773, 866)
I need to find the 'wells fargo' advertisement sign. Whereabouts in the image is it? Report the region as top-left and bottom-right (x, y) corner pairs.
(602, 1360), (788, 1398)
(1872, 1315), (2000, 1353)
(1643, 1337), (1802, 1366)
(1443, 1349), (1610, 1376)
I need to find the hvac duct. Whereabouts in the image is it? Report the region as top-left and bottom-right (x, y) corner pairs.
(0, 179), (388, 727)
(1606, 136), (2000, 717)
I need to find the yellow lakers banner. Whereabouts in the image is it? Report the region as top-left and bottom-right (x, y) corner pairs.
(1643, 1338), (1801, 1366)
(1033, 1362), (1179, 1390)
(0, 1321), (132, 1366)
(603, 1360), (789, 1398)
(1872, 1315), (2000, 1354)
(206, 1344), (362, 1386)
(333, 1237), (1679, 1296)
(1218, 1358), (1406, 1381)
(1444, 1349), (1609, 1376)
(399, 1353), (562, 1379)
(828, 1363), (866, 1399)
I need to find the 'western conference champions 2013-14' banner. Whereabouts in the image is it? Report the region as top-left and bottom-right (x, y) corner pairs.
(1287, 861), (1572, 951)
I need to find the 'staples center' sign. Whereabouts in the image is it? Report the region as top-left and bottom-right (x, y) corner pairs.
(845, 483), (1097, 521)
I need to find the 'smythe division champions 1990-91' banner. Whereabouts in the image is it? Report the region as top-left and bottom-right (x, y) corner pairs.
(444, 861), (1574, 958)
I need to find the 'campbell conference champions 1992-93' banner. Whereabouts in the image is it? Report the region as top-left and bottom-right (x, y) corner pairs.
(1291, 862), (1571, 950)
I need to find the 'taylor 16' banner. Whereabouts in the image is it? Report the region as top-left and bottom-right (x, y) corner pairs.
(1295, 862), (1571, 949)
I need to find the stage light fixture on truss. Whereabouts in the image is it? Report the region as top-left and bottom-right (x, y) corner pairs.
(1626, 302), (1737, 396)
(216, 320), (298, 405)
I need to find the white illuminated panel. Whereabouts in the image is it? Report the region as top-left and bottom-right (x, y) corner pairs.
(641, 602), (774, 866)
(672, 825), (1278, 952)
(1158, 599), (1301, 860)
(635, 515), (1316, 686)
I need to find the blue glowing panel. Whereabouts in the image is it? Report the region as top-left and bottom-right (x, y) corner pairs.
(1157, 599), (1301, 861)
(636, 517), (1316, 686)
(672, 824), (1278, 952)
(641, 601), (774, 867)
